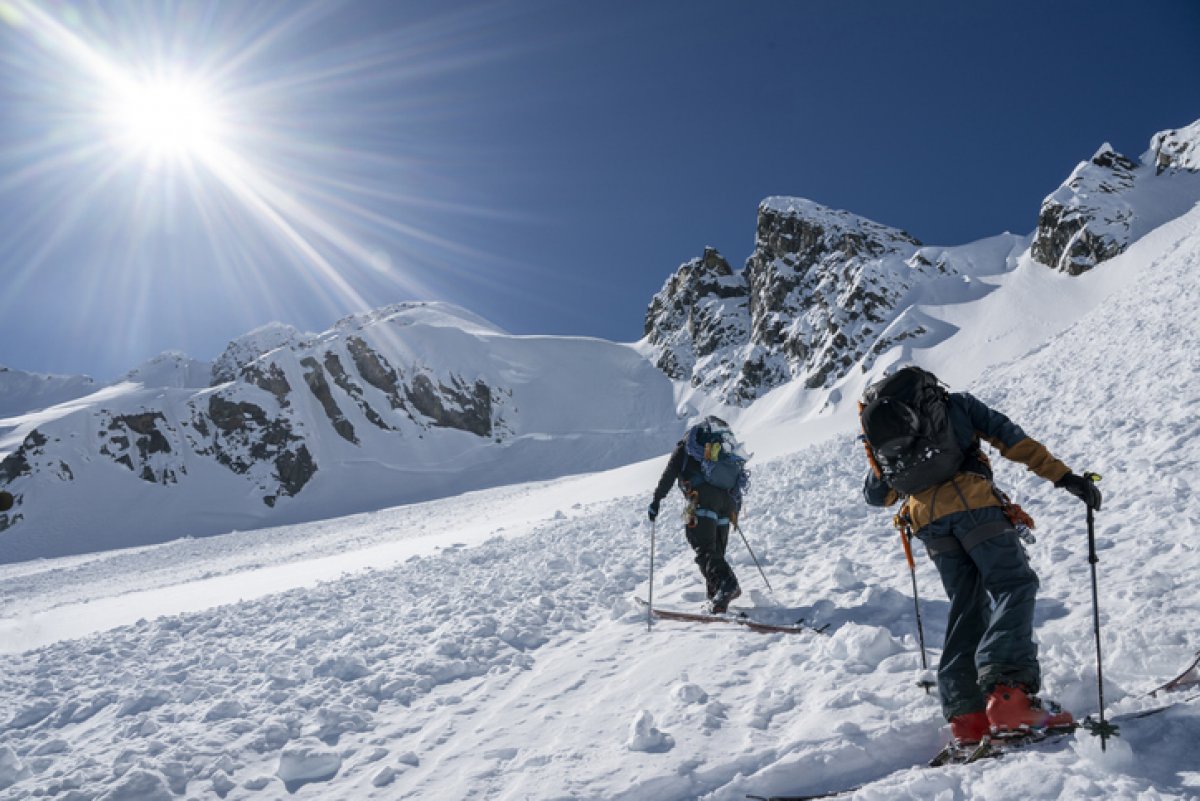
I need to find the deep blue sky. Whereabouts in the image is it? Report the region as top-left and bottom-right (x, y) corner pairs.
(1, 0), (1198, 381)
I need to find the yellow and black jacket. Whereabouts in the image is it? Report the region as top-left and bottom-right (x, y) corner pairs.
(862, 392), (1070, 532)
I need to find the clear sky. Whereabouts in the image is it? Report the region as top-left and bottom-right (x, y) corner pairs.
(1, 0), (1198, 381)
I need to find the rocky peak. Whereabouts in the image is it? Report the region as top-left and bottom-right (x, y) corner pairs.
(1032, 119), (1200, 275)
(212, 322), (308, 385)
(754, 197), (921, 267)
(1148, 120), (1200, 173)
(643, 247), (747, 382)
(644, 198), (934, 404)
(1030, 142), (1140, 275)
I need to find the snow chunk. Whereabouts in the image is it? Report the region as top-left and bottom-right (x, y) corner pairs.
(210, 769), (236, 797)
(825, 623), (902, 669)
(116, 690), (171, 717)
(625, 710), (674, 753)
(314, 654), (370, 681)
(7, 699), (56, 729)
(670, 682), (709, 705)
(0, 746), (30, 790)
(276, 738), (342, 792)
(96, 769), (173, 801)
(204, 699), (245, 721)
(372, 766), (397, 787)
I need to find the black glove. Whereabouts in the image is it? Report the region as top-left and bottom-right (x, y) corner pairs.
(0, 491), (11, 513)
(647, 500), (660, 522)
(1056, 472), (1102, 511)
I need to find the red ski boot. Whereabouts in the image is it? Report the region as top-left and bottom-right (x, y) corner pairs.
(986, 683), (1074, 733)
(948, 710), (990, 745)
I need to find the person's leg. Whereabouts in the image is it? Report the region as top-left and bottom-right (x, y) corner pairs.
(920, 515), (991, 720)
(973, 535), (1041, 693)
(688, 485), (738, 609)
(684, 516), (723, 598)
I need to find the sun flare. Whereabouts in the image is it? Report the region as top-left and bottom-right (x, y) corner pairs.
(103, 76), (225, 164)
(0, 0), (475, 353)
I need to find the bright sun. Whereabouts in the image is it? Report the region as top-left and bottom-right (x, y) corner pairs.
(103, 76), (225, 164)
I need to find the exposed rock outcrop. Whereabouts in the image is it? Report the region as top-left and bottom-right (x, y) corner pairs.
(1030, 144), (1139, 275)
(1032, 119), (1200, 275)
(1149, 120), (1200, 173)
(645, 198), (938, 403)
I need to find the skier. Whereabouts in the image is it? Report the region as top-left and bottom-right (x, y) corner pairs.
(647, 416), (749, 614)
(859, 366), (1102, 745)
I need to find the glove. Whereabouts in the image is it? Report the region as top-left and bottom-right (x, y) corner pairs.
(647, 500), (660, 522)
(1056, 472), (1102, 511)
(0, 491), (11, 513)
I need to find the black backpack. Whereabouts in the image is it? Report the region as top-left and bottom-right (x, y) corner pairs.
(859, 367), (964, 495)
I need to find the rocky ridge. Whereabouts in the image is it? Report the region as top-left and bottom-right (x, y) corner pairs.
(1031, 120), (1200, 275)
(645, 119), (1200, 404)
(644, 198), (950, 404)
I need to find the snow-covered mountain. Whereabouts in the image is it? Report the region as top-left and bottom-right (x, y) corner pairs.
(644, 119), (1200, 405)
(0, 302), (681, 562)
(1, 131), (1198, 800)
(0, 366), (96, 418)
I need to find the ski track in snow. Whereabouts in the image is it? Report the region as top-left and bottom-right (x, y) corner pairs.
(3, 217), (1200, 798)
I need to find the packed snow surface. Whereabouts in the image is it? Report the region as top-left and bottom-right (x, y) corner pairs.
(3, 214), (1200, 797)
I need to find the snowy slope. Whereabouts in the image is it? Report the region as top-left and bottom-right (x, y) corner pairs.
(1, 206), (1198, 799)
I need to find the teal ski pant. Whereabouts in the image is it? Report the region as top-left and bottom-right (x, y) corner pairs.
(915, 506), (1041, 720)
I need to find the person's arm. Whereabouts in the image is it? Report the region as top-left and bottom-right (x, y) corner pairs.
(648, 441), (687, 520)
(957, 392), (1070, 483)
(653, 441), (686, 503)
(863, 470), (898, 507)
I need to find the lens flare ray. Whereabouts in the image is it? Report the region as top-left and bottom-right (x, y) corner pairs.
(0, 0), (533, 370)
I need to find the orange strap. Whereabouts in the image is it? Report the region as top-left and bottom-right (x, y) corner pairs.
(858, 401), (883, 479)
(894, 511), (916, 569)
(900, 529), (915, 570)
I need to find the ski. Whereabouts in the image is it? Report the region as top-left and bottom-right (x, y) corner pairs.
(635, 598), (827, 635)
(927, 724), (1075, 767)
(1149, 650), (1200, 696)
(747, 697), (1198, 800)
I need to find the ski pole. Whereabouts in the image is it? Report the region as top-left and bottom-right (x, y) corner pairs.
(734, 521), (773, 593)
(1083, 472), (1118, 749)
(900, 526), (932, 694)
(647, 519), (657, 632)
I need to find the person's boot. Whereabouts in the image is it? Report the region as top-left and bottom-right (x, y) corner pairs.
(985, 683), (1074, 733)
(948, 710), (990, 745)
(710, 576), (742, 614)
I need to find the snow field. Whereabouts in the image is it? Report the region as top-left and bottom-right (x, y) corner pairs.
(4, 403), (1196, 799)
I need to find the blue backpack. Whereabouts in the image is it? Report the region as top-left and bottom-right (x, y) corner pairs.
(684, 418), (750, 495)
